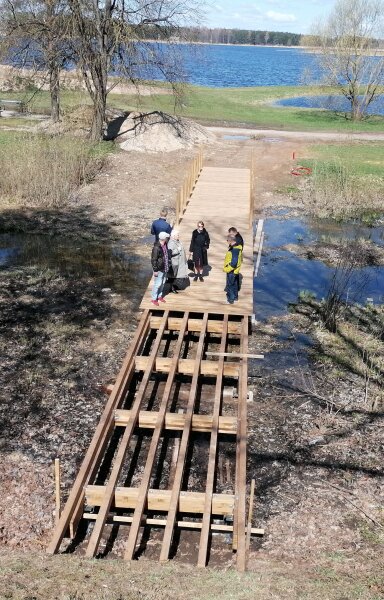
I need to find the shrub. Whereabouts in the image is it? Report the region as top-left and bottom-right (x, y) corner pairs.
(300, 159), (384, 221)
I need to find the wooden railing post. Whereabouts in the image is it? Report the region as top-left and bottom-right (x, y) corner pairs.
(175, 149), (204, 225)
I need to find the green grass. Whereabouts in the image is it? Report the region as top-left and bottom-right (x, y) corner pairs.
(1, 550), (383, 600)
(304, 142), (384, 177)
(2, 85), (384, 132)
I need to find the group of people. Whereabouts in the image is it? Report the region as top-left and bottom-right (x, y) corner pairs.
(150, 208), (243, 306)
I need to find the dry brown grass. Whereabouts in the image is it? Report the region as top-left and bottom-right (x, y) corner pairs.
(0, 134), (101, 208)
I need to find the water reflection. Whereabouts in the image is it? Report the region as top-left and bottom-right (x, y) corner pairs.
(254, 215), (384, 321)
(0, 233), (151, 295)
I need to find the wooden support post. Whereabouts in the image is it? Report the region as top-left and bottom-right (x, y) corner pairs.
(54, 458), (61, 527)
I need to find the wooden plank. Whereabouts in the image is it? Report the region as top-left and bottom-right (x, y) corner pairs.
(85, 486), (234, 514)
(85, 312), (169, 558)
(46, 310), (151, 554)
(235, 316), (248, 572)
(254, 231), (265, 278)
(198, 315), (228, 567)
(82, 513), (262, 534)
(140, 166), (253, 317)
(205, 352), (264, 360)
(160, 314), (209, 562)
(114, 410), (237, 434)
(124, 312), (190, 561)
(134, 356), (240, 378)
(150, 317), (242, 335)
(83, 513), (264, 535)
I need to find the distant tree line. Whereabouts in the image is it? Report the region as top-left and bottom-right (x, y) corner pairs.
(144, 26), (302, 46)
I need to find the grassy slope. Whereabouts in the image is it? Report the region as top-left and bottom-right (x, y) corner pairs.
(1, 550), (383, 600)
(2, 85), (384, 132)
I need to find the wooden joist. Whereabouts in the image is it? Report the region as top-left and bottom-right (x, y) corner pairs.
(135, 356), (240, 378)
(160, 314), (209, 562)
(124, 313), (190, 561)
(85, 312), (170, 558)
(234, 316), (248, 571)
(85, 486), (235, 515)
(46, 310), (152, 554)
(114, 409), (237, 434)
(198, 315), (228, 567)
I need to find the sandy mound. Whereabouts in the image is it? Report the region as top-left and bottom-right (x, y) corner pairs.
(118, 111), (214, 152)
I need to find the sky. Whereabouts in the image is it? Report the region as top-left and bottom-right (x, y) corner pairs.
(204, 0), (337, 35)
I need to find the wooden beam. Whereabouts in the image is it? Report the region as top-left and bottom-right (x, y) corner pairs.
(46, 310), (151, 554)
(114, 410), (237, 434)
(205, 352), (264, 360)
(160, 314), (209, 562)
(149, 317), (242, 336)
(124, 313), (190, 561)
(83, 513), (264, 536)
(235, 317), (248, 572)
(135, 356), (240, 378)
(198, 315), (228, 567)
(85, 486), (234, 515)
(85, 312), (169, 558)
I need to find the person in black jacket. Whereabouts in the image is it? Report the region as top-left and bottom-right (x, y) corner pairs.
(189, 221), (210, 282)
(150, 231), (171, 305)
(151, 208), (172, 241)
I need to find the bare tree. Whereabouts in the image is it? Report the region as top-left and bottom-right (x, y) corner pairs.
(310, 0), (384, 120)
(0, 0), (71, 122)
(67, 0), (202, 141)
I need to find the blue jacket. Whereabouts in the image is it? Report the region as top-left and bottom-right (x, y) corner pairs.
(151, 218), (172, 241)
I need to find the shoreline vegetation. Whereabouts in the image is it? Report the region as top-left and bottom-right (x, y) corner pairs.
(1, 73), (384, 133)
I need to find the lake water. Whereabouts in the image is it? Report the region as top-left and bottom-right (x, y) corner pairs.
(275, 94), (384, 116)
(144, 45), (320, 87)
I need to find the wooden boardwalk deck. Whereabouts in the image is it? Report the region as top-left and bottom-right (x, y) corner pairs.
(140, 167), (253, 316)
(47, 160), (260, 571)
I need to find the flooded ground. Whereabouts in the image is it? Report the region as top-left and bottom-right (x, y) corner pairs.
(255, 212), (384, 322)
(0, 233), (151, 294)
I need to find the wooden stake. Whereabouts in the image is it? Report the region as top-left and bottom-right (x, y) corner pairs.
(245, 478), (256, 558)
(54, 458), (61, 526)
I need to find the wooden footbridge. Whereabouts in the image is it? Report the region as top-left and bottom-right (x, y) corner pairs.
(47, 152), (263, 571)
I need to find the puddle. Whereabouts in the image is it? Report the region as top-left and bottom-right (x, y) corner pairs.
(223, 135), (250, 141)
(0, 233), (151, 295)
(254, 213), (384, 321)
(261, 137), (282, 143)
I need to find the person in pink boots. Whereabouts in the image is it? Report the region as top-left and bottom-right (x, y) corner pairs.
(150, 231), (171, 306)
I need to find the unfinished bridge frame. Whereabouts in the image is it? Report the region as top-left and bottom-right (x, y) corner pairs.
(47, 151), (263, 570)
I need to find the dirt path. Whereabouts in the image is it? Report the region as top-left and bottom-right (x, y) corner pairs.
(209, 125), (384, 141)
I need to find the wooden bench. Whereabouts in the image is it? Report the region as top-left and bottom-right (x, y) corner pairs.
(0, 99), (27, 114)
